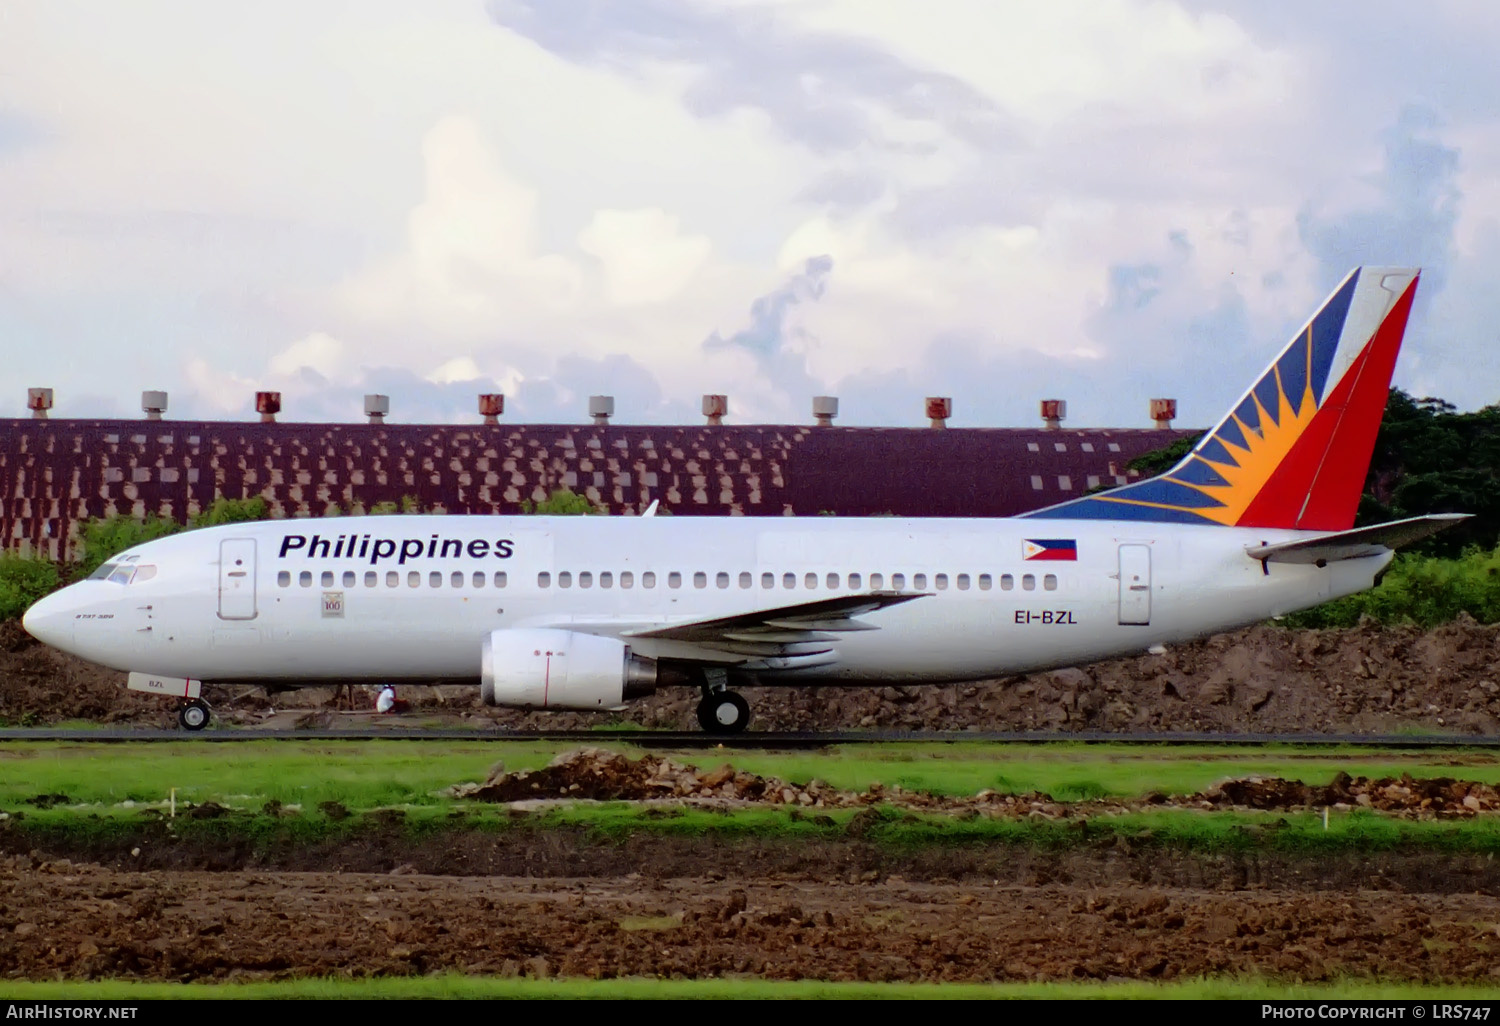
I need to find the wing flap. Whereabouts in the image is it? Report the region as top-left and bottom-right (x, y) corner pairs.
(623, 591), (926, 642)
(1245, 513), (1470, 564)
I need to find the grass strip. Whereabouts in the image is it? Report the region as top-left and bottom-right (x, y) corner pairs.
(3, 975), (1500, 1000)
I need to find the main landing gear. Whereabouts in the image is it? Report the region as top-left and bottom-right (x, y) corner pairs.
(695, 668), (750, 735)
(177, 698), (211, 731)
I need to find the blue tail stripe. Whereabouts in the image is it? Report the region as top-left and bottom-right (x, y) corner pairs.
(1168, 457), (1231, 488)
(1197, 437), (1240, 467)
(1308, 275), (1357, 401)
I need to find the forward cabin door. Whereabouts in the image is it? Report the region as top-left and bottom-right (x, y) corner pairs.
(218, 539), (258, 620)
(1117, 544), (1151, 626)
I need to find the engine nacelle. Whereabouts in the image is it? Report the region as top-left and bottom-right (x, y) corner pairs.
(480, 628), (657, 710)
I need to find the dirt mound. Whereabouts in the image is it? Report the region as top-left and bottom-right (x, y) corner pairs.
(457, 748), (845, 806)
(453, 750), (1500, 821)
(7, 615), (1500, 735)
(1198, 773), (1500, 815)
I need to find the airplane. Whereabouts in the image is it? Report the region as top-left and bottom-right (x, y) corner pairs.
(21, 266), (1467, 733)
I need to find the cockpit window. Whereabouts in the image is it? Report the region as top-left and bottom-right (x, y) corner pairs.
(90, 562), (156, 585)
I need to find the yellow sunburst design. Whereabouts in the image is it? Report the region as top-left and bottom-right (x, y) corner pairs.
(1168, 366), (1320, 525)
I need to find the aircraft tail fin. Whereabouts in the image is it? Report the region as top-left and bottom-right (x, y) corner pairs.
(1024, 266), (1421, 530)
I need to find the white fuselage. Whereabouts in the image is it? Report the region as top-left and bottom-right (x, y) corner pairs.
(24, 514), (1389, 687)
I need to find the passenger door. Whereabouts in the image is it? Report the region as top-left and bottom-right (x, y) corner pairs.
(218, 539), (258, 620)
(1117, 544), (1151, 626)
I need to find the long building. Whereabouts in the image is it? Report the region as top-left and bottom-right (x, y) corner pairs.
(0, 418), (1195, 560)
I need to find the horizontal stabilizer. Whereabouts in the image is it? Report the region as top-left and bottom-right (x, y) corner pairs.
(1244, 514), (1470, 565)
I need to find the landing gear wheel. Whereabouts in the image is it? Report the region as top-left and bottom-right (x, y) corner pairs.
(178, 699), (210, 731)
(696, 691), (750, 735)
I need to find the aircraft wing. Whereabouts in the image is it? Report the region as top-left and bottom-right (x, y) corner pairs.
(621, 591), (928, 668)
(1244, 513), (1470, 565)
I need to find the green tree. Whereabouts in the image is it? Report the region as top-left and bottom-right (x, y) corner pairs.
(1126, 433), (1202, 476)
(74, 514), (182, 581)
(0, 553), (60, 621)
(190, 497), (269, 528)
(520, 488), (601, 515)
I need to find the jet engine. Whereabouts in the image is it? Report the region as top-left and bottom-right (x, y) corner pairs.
(480, 628), (657, 710)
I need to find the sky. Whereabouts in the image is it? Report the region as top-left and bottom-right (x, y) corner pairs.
(2, 0), (1498, 429)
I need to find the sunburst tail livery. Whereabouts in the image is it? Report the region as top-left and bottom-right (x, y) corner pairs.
(1025, 267), (1421, 530)
(20, 265), (1469, 734)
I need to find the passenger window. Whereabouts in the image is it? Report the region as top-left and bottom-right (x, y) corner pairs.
(408, 572), (421, 588)
(600, 572), (613, 589)
(891, 573), (905, 590)
(716, 572), (730, 589)
(668, 572), (682, 589)
(472, 572), (485, 588)
(300, 571), (313, 588)
(935, 573), (948, 590)
(642, 571), (656, 589)
(494, 572), (507, 588)
(386, 571), (399, 588)
(429, 572), (442, 588)
(957, 574), (970, 591)
(805, 572), (817, 589)
(1044, 574), (1058, 591)
(621, 571), (634, 589)
(1001, 573), (1014, 591)
(343, 571), (357, 588)
(277, 571), (291, 588)
(783, 573), (796, 589)
(321, 571), (334, 588)
(537, 572), (551, 588)
(827, 572), (839, 589)
(694, 571), (707, 589)
(848, 572), (861, 589)
(559, 571), (572, 588)
(979, 573), (992, 591)
(870, 573), (884, 589)
(913, 573), (926, 590)
(1022, 574), (1036, 591)
(365, 571), (377, 588)
(739, 572), (752, 589)
(762, 572), (775, 589)
(579, 571), (593, 589)
(451, 572), (464, 588)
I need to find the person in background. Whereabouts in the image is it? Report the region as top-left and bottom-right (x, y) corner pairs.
(375, 685), (409, 714)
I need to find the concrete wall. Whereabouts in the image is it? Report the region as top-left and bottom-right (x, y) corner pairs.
(0, 419), (1194, 560)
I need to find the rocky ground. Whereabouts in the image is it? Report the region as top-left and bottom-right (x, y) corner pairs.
(6, 615), (1500, 735)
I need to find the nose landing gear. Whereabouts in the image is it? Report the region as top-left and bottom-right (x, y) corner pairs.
(177, 698), (211, 731)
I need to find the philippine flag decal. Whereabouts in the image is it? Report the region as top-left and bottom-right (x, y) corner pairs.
(1022, 539), (1078, 561)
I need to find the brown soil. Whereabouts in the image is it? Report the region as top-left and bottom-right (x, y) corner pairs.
(5, 615), (1500, 734)
(7, 748), (1500, 984)
(5, 840), (1500, 984)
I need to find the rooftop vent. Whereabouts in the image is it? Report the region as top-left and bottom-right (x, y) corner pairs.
(589, 395), (615, 425)
(1040, 399), (1066, 431)
(364, 394), (389, 425)
(702, 394), (727, 426)
(255, 391), (281, 424)
(926, 396), (952, 429)
(27, 387), (53, 420)
(141, 391), (168, 421)
(478, 393), (504, 425)
(812, 395), (838, 427)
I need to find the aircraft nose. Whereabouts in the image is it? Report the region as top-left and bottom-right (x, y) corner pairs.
(22, 590), (73, 649)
